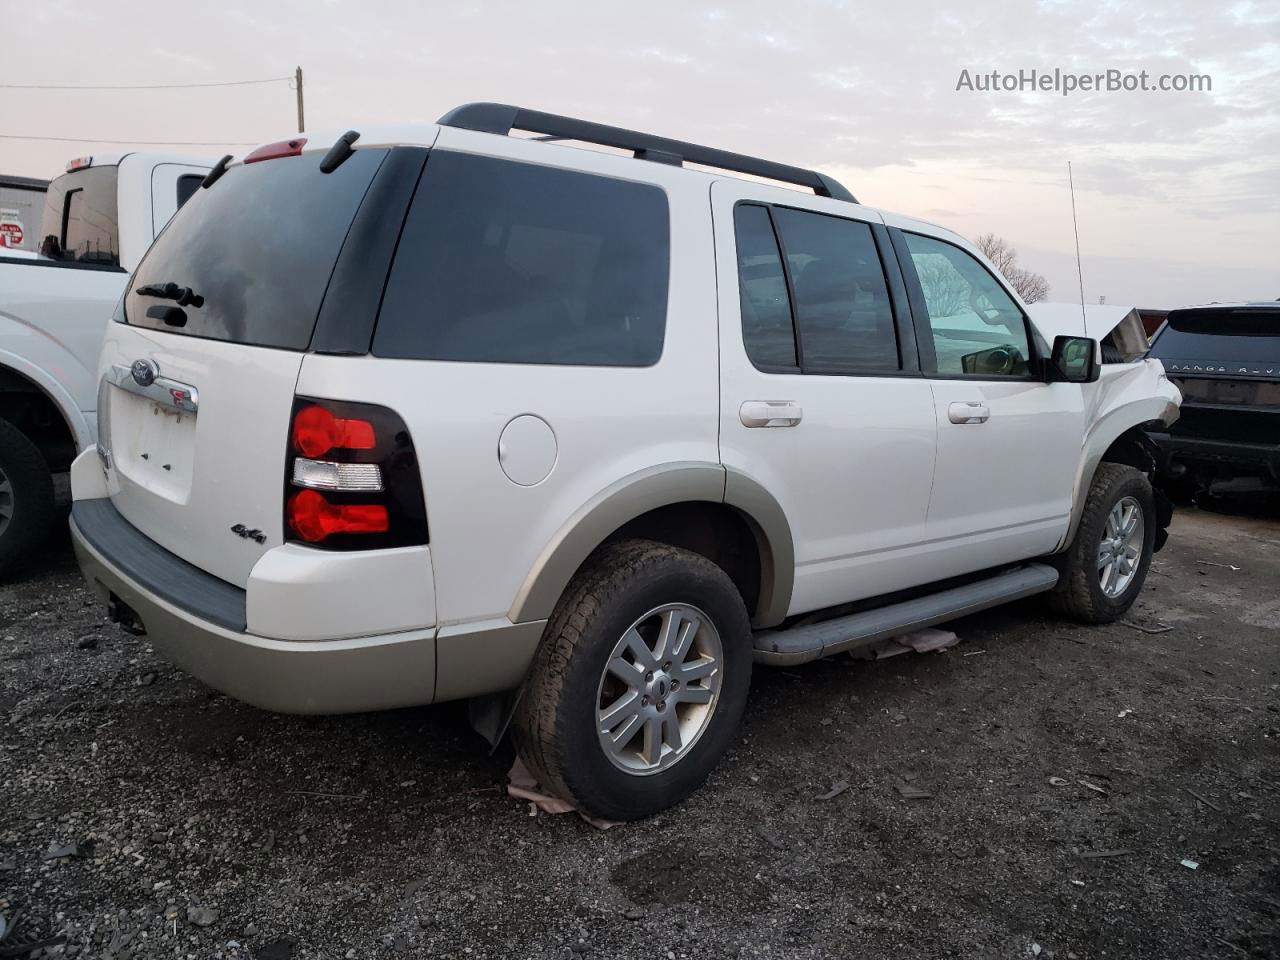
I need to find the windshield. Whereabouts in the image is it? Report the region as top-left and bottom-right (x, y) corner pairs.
(124, 148), (388, 350)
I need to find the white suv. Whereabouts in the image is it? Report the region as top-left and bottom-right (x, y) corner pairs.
(69, 104), (1180, 821)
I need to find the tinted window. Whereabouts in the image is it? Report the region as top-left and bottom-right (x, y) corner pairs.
(734, 204), (796, 369)
(125, 149), (387, 349)
(902, 232), (1032, 377)
(374, 151), (669, 366)
(772, 208), (899, 372)
(38, 166), (120, 265)
(175, 174), (202, 208)
(1151, 309), (1280, 364)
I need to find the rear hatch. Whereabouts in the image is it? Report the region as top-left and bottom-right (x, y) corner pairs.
(1149, 304), (1280, 446)
(98, 144), (394, 587)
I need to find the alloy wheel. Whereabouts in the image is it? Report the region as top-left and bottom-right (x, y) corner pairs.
(1097, 495), (1145, 598)
(595, 603), (724, 776)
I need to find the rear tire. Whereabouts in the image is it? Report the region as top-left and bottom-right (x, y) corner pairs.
(0, 419), (56, 581)
(513, 539), (753, 821)
(1047, 463), (1155, 624)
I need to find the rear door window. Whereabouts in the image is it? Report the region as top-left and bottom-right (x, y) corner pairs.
(125, 149), (388, 350)
(772, 207), (899, 373)
(734, 204), (797, 370)
(373, 151), (670, 366)
(732, 203), (900, 374)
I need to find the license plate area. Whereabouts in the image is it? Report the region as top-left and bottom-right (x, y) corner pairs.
(109, 386), (197, 503)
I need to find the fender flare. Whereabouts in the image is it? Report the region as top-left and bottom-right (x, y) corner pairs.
(1060, 394), (1179, 551)
(724, 465), (794, 627)
(0, 346), (94, 451)
(507, 462), (795, 628)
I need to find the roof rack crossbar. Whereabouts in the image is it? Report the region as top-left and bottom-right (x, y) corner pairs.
(437, 102), (857, 204)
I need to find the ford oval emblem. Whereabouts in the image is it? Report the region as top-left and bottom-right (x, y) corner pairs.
(131, 359), (158, 387)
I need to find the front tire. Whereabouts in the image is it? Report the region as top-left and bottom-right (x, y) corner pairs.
(1048, 463), (1156, 623)
(0, 419), (56, 581)
(513, 539), (753, 821)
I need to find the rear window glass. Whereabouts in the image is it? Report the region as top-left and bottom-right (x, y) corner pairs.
(124, 149), (387, 350)
(1151, 310), (1280, 364)
(39, 166), (120, 266)
(374, 151), (669, 366)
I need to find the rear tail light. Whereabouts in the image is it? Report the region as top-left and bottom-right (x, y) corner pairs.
(287, 490), (388, 541)
(283, 397), (428, 549)
(291, 404), (376, 457)
(291, 458), (383, 492)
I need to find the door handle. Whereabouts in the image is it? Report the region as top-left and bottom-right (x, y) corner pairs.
(947, 401), (990, 424)
(740, 401), (803, 428)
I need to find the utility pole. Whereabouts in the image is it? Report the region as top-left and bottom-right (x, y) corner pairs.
(295, 66), (305, 133)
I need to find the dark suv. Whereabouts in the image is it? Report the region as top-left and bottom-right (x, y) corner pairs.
(1148, 302), (1280, 495)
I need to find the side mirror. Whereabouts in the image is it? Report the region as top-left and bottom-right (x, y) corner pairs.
(1047, 335), (1099, 383)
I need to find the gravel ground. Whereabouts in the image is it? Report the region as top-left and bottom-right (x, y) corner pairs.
(2, 504), (1277, 959)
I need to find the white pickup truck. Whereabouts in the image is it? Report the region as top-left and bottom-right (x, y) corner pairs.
(0, 152), (211, 576)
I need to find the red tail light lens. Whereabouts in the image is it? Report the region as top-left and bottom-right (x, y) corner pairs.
(244, 137), (307, 164)
(283, 397), (428, 550)
(291, 404), (376, 458)
(287, 490), (388, 542)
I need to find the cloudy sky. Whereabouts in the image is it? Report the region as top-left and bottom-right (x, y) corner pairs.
(4, 0), (1277, 308)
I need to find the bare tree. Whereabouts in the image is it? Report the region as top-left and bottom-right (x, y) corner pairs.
(915, 255), (967, 316)
(973, 233), (1050, 304)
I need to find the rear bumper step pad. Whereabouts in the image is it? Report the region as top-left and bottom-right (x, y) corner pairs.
(70, 499), (247, 632)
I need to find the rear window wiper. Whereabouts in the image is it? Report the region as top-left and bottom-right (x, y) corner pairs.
(135, 281), (204, 308)
(201, 154), (233, 189)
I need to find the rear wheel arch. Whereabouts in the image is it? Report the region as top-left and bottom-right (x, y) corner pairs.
(0, 362), (83, 472)
(507, 463), (794, 629)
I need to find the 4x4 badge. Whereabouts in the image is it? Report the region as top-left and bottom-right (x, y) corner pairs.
(230, 524), (267, 545)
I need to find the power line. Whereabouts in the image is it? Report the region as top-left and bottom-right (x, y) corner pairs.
(0, 76), (291, 91)
(0, 134), (257, 147)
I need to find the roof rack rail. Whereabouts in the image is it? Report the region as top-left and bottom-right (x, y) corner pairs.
(437, 102), (857, 204)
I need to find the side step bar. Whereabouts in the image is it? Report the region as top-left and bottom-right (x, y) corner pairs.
(753, 563), (1059, 666)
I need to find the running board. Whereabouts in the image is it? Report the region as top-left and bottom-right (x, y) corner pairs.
(753, 563), (1059, 666)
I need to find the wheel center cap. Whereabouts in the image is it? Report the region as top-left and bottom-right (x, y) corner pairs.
(647, 672), (671, 706)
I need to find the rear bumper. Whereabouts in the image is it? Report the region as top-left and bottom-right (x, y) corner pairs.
(72, 505), (437, 714)
(70, 495), (547, 713)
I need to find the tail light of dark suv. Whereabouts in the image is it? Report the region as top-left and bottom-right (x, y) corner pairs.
(283, 397), (429, 550)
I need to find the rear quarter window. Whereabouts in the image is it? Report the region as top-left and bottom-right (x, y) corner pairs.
(373, 151), (670, 366)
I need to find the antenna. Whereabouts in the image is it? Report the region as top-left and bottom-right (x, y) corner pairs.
(1068, 161), (1087, 332)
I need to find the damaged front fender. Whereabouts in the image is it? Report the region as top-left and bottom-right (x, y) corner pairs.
(1060, 357), (1182, 552)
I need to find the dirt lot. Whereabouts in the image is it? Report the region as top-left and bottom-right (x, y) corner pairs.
(2, 505), (1277, 959)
